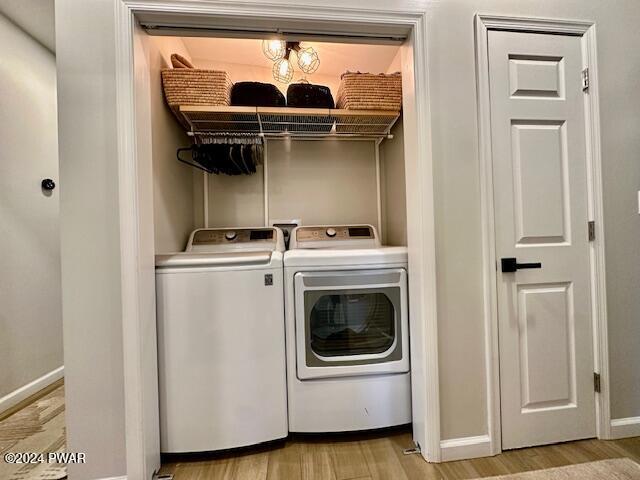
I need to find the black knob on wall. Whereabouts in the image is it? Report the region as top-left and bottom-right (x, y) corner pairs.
(41, 178), (56, 191)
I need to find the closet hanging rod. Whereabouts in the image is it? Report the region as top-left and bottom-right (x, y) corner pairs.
(187, 132), (266, 138)
(187, 132), (394, 141)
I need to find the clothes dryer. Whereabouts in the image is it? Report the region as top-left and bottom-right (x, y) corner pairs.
(284, 225), (411, 432)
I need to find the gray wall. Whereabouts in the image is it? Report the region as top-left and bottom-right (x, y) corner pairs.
(0, 12), (62, 400)
(55, 0), (126, 478)
(235, 0), (640, 439)
(55, 0), (640, 475)
(424, 0), (640, 438)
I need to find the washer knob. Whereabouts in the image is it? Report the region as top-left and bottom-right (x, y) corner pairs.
(326, 228), (337, 238)
(225, 231), (237, 241)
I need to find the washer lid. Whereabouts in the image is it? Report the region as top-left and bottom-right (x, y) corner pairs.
(156, 251), (280, 269)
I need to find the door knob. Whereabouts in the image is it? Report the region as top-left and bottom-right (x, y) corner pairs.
(41, 178), (56, 191)
(501, 257), (542, 273)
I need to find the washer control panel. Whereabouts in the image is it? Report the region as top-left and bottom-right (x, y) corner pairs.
(192, 228), (274, 246)
(184, 227), (287, 253)
(292, 225), (379, 249)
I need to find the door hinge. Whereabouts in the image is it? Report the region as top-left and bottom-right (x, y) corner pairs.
(582, 68), (590, 91)
(594, 372), (601, 393)
(588, 220), (596, 241)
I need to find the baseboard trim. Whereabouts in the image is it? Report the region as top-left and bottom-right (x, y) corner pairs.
(0, 366), (64, 417)
(610, 417), (640, 439)
(440, 434), (492, 462)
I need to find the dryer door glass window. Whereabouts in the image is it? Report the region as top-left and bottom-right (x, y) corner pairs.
(308, 291), (395, 357)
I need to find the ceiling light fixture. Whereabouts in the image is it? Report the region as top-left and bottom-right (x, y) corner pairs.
(272, 57), (294, 83)
(296, 46), (320, 74)
(263, 40), (320, 83)
(262, 39), (286, 61)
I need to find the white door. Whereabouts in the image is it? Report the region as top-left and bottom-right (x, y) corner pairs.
(488, 30), (596, 449)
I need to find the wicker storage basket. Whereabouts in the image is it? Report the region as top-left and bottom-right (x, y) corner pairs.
(336, 72), (402, 111)
(161, 68), (233, 127)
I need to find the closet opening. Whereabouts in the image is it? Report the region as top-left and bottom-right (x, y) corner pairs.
(144, 35), (407, 247)
(128, 11), (434, 474)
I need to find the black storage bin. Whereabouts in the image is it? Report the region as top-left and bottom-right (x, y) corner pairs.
(286, 82), (335, 133)
(287, 82), (334, 108)
(230, 82), (286, 107)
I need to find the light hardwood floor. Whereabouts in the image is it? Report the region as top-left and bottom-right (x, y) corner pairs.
(0, 382), (66, 480)
(3, 387), (639, 480)
(159, 429), (640, 480)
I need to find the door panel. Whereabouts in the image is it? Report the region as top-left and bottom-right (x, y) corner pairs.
(508, 56), (564, 98)
(488, 30), (595, 449)
(511, 120), (569, 245)
(517, 282), (575, 411)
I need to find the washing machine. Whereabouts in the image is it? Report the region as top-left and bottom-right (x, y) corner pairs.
(155, 227), (287, 453)
(284, 224), (411, 432)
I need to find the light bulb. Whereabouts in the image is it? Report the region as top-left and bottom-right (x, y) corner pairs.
(262, 39), (286, 61)
(296, 47), (320, 74)
(273, 58), (294, 83)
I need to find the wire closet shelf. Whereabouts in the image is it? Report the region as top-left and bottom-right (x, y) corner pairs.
(178, 105), (401, 141)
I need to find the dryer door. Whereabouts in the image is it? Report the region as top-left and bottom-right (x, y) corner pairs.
(294, 269), (409, 380)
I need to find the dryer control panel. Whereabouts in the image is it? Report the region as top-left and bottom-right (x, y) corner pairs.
(291, 225), (380, 249)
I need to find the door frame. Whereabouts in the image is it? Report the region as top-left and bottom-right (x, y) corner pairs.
(114, 0), (441, 476)
(474, 14), (611, 456)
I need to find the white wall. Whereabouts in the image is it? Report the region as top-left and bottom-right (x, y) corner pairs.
(55, 1), (126, 478)
(0, 12), (63, 402)
(380, 120), (407, 246)
(207, 166), (264, 228)
(147, 36), (196, 253)
(196, 58), (340, 98)
(380, 51), (407, 246)
(188, 38), (401, 99)
(0, 0), (56, 53)
(203, 140), (382, 230)
(268, 140), (379, 227)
